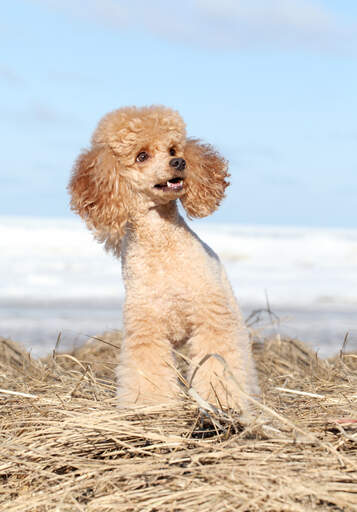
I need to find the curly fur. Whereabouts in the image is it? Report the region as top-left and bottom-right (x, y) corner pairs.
(69, 105), (260, 416)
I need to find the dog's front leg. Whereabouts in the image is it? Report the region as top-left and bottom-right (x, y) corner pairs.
(117, 305), (181, 408)
(187, 298), (260, 419)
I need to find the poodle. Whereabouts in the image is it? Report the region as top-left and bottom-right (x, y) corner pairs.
(69, 105), (260, 416)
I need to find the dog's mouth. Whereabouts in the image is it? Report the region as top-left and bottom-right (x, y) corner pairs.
(154, 177), (184, 192)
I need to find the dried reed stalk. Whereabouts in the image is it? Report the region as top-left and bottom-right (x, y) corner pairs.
(1, 333), (356, 511)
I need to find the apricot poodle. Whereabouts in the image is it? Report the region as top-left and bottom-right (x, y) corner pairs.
(69, 105), (260, 416)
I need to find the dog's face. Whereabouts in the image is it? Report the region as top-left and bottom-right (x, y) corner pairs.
(69, 105), (229, 252)
(91, 106), (187, 208)
(124, 138), (187, 206)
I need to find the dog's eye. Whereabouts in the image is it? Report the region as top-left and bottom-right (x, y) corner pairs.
(169, 147), (176, 156)
(136, 151), (149, 163)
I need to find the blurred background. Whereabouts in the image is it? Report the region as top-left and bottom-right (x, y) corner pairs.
(1, 0), (356, 356)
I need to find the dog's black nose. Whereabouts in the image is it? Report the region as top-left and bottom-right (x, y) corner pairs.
(169, 158), (186, 171)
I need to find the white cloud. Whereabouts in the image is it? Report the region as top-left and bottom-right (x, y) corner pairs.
(0, 102), (80, 126)
(193, 0), (354, 51)
(31, 0), (357, 53)
(32, 0), (129, 27)
(197, 0), (335, 31)
(0, 66), (26, 86)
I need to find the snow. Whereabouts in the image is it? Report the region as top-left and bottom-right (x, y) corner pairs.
(1, 216), (356, 357)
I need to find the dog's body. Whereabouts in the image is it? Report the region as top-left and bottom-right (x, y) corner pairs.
(69, 105), (260, 415)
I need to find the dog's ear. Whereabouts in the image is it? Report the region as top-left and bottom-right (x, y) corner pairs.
(180, 138), (230, 218)
(68, 145), (130, 256)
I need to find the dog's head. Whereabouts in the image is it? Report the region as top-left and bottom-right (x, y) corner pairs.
(68, 106), (229, 253)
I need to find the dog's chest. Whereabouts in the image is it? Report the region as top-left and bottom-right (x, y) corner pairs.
(123, 236), (220, 297)
(121, 234), (223, 346)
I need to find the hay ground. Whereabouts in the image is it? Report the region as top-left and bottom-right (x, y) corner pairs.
(1, 332), (357, 512)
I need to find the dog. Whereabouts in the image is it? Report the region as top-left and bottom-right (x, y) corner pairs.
(69, 105), (260, 417)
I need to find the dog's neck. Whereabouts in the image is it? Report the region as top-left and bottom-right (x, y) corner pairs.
(126, 201), (186, 247)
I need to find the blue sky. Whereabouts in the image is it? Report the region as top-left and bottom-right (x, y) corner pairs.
(1, 0), (356, 227)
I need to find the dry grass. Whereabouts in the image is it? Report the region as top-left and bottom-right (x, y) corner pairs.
(1, 332), (357, 511)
